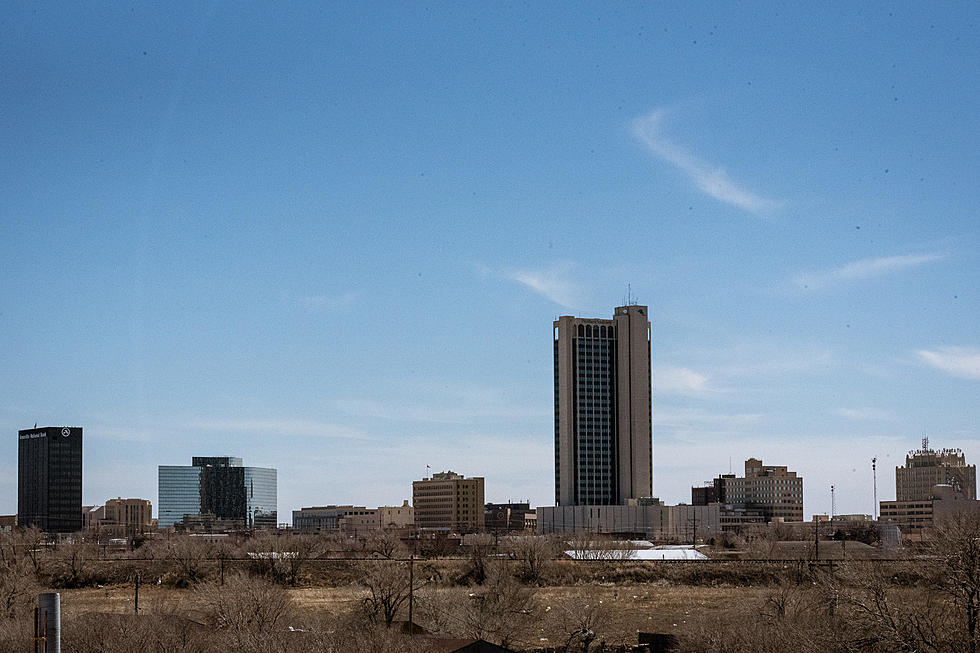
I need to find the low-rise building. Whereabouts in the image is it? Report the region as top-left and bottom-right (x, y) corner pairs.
(102, 498), (153, 537)
(485, 502), (536, 532)
(340, 501), (415, 537)
(881, 483), (980, 539)
(82, 505), (105, 530)
(292, 505), (374, 534)
(536, 501), (720, 542)
(0, 515), (16, 533)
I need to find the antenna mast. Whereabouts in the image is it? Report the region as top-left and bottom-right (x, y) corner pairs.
(830, 484), (836, 519)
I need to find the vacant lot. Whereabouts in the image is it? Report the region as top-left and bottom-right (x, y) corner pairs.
(58, 580), (768, 649)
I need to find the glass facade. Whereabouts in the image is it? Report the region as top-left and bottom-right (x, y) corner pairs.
(18, 426), (83, 533)
(572, 328), (617, 505)
(158, 459), (277, 529)
(245, 467), (278, 529)
(158, 465), (202, 528)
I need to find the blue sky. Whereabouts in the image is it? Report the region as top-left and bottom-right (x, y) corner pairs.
(2, 4), (978, 521)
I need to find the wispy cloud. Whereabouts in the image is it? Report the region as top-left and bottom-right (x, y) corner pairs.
(331, 381), (550, 424)
(916, 346), (980, 380)
(795, 253), (945, 290)
(330, 397), (548, 424)
(631, 108), (782, 214)
(834, 407), (894, 421)
(188, 418), (370, 440)
(654, 364), (719, 396)
(653, 407), (764, 448)
(502, 263), (582, 308)
(711, 344), (836, 379)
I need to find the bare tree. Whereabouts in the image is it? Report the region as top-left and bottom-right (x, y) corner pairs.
(511, 534), (558, 584)
(360, 559), (429, 628)
(825, 559), (949, 652)
(0, 532), (38, 619)
(145, 533), (216, 586)
(15, 526), (47, 581)
(553, 595), (608, 652)
(465, 533), (495, 584)
(419, 562), (536, 648)
(366, 530), (406, 559)
(246, 531), (326, 585)
(51, 538), (95, 588)
(195, 573), (294, 652)
(927, 509), (980, 653)
(566, 532), (634, 561)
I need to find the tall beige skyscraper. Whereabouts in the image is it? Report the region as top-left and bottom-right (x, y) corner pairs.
(554, 304), (652, 506)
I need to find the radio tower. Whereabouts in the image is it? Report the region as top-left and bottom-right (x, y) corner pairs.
(830, 484), (836, 519)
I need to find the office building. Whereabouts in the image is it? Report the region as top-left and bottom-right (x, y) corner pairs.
(878, 440), (979, 539)
(554, 305), (652, 506)
(103, 498), (153, 537)
(880, 484), (980, 539)
(413, 471), (485, 532)
(692, 458), (804, 528)
(83, 498), (154, 537)
(18, 426), (83, 533)
(485, 502), (536, 532)
(158, 464), (208, 528)
(292, 505), (374, 534)
(895, 438), (976, 501)
(158, 456), (276, 529)
(341, 501), (415, 537)
(82, 505), (105, 530)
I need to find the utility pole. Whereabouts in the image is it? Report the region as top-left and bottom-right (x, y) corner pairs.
(134, 573), (139, 614)
(872, 458), (878, 520)
(814, 517), (820, 561)
(408, 554), (414, 635)
(692, 508), (697, 546)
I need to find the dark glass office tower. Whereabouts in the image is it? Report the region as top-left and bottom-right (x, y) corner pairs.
(554, 305), (653, 506)
(18, 426), (83, 533)
(158, 456), (276, 529)
(200, 464), (246, 521)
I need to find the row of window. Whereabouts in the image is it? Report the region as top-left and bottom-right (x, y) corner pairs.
(576, 324), (616, 338)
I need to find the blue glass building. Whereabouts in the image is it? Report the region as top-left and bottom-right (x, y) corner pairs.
(158, 456), (276, 529)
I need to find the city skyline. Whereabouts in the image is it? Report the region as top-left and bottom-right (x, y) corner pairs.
(2, 5), (978, 519)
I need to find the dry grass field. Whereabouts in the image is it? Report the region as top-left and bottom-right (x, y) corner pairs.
(3, 522), (979, 652)
(55, 580), (769, 649)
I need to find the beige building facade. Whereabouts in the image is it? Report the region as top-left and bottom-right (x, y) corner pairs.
(723, 458), (804, 522)
(554, 304), (653, 506)
(896, 440), (976, 501)
(413, 471), (484, 532)
(103, 497), (153, 536)
(340, 500), (415, 536)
